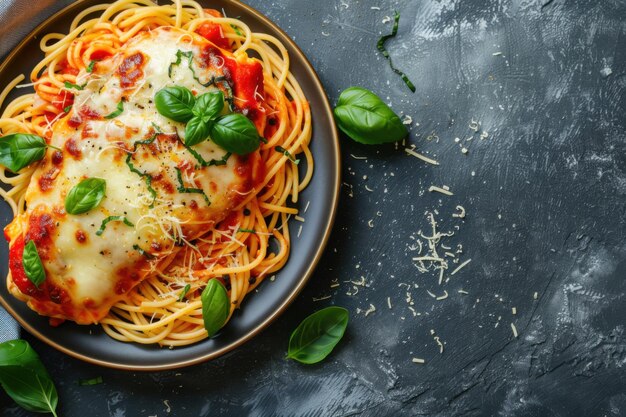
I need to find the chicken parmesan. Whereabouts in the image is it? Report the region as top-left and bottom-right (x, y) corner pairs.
(0, 0), (312, 346)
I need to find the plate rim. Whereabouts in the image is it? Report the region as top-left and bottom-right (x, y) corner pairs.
(0, 0), (341, 371)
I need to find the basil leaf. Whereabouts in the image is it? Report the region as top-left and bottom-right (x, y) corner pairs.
(0, 340), (59, 416)
(0, 133), (47, 173)
(201, 279), (230, 337)
(210, 114), (260, 155)
(65, 178), (106, 215)
(334, 87), (407, 145)
(192, 91), (224, 120)
(184, 116), (211, 146)
(287, 306), (349, 364)
(155, 86), (196, 123)
(23, 241), (45, 288)
(104, 101), (124, 119)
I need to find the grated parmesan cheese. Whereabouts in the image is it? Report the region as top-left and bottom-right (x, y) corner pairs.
(412, 357), (425, 364)
(511, 323), (518, 338)
(450, 258), (471, 276)
(428, 185), (453, 196)
(405, 147), (439, 165)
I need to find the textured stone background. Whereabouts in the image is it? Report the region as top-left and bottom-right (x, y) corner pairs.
(1, 0), (626, 416)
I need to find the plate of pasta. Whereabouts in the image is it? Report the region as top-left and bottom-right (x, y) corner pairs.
(0, 0), (339, 369)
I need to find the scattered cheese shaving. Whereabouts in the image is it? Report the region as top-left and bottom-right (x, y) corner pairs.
(387, 297), (392, 309)
(533, 292), (538, 299)
(450, 258), (471, 276)
(452, 205), (466, 218)
(412, 357), (425, 364)
(428, 185), (453, 196)
(405, 147), (439, 165)
(294, 215), (305, 222)
(435, 291), (449, 301)
(511, 323), (518, 338)
(512, 307), (517, 315)
(364, 304), (376, 316)
(458, 289), (468, 295)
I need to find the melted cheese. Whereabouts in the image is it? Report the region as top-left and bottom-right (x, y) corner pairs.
(6, 27), (264, 324)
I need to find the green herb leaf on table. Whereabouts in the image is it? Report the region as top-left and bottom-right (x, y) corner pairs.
(377, 11), (416, 93)
(333, 87), (407, 145)
(287, 306), (349, 364)
(274, 146), (300, 165)
(0, 133), (47, 173)
(65, 177), (106, 215)
(155, 86), (196, 123)
(210, 113), (260, 155)
(22, 240), (46, 288)
(0, 339), (59, 416)
(104, 101), (124, 119)
(201, 279), (230, 337)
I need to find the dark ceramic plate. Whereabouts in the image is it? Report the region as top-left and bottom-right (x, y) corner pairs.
(0, 0), (340, 370)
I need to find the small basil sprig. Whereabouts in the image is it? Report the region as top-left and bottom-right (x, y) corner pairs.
(287, 306), (349, 364)
(0, 340), (59, 416)
(0, 133), (48, 173)
(23, 240), (45, 288)
(154, 86), (260, 154)
(201, 279), (230, 337)
(333, 87), (407, 145)
(65, 178), (106, 215)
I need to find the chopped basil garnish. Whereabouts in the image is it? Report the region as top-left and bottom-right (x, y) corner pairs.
(178, 284), (191, 302)
(237, 228), (256, 234)
(86, 60), (98, 73)
(64, 81), (86, 91)
(63, 105), (72, 113)
(274, 146), (300, 165)
(377, 11), (416, 93)
(78, 376), (103, 386)
(95, 216), (134, 236)
(104, 101), (124, 119)
(133, 244), (154, 260)
(174, 167), (210, 206)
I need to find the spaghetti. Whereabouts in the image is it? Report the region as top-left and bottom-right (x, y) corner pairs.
(0, 0), (312, 346)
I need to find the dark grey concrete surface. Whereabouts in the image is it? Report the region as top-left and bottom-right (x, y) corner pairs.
(2, 0), (626, 416)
